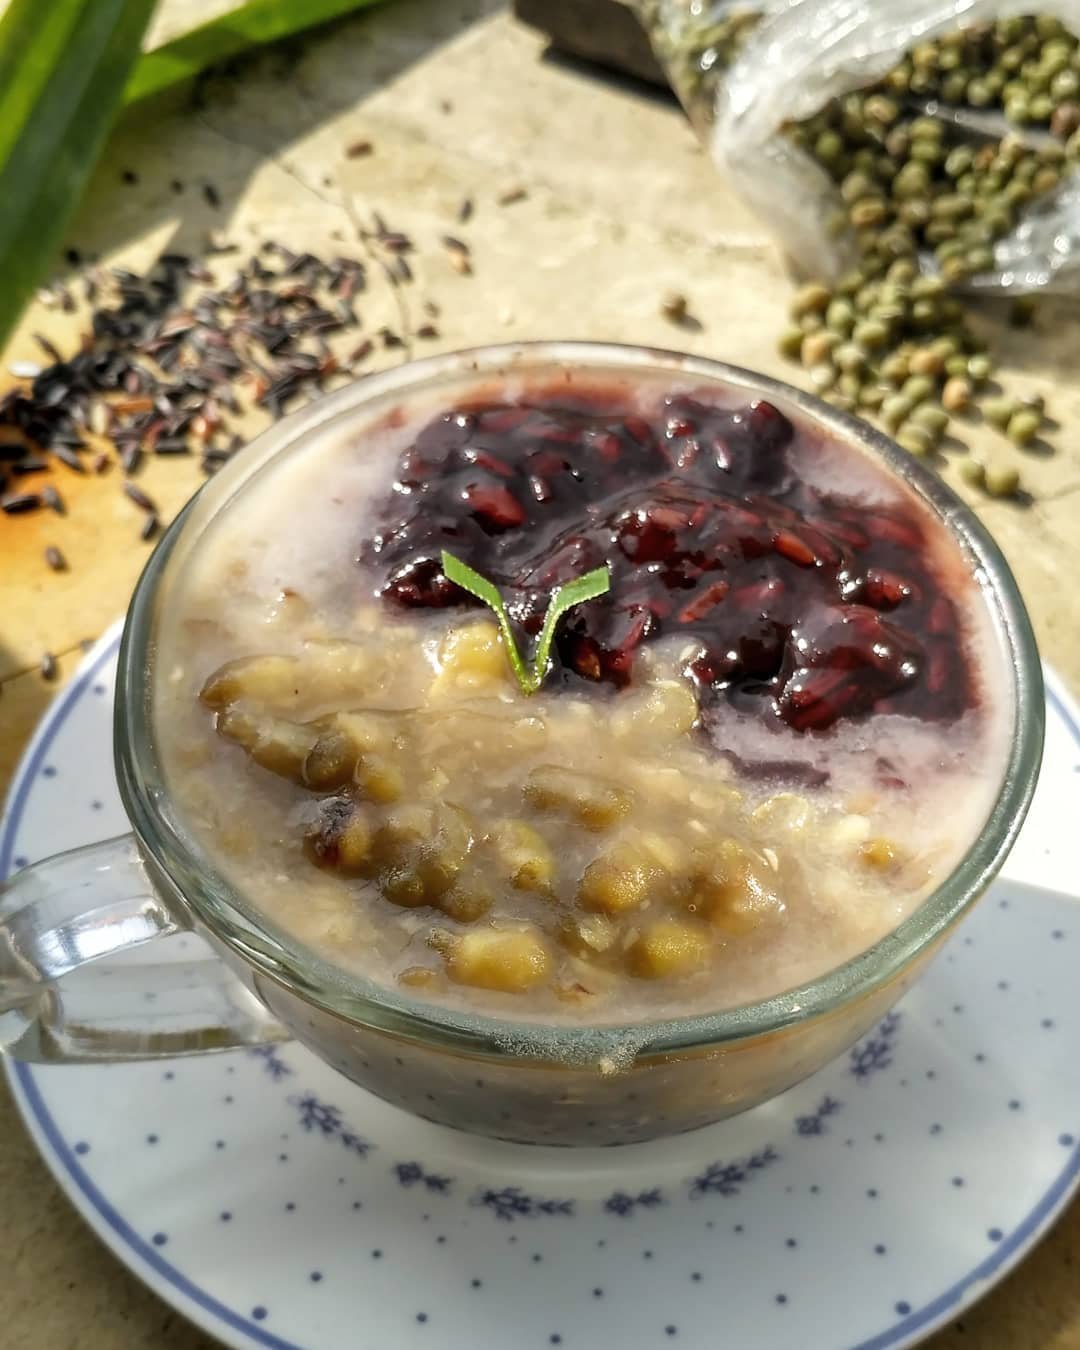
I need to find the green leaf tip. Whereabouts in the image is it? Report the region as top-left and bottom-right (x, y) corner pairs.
(439, 550), (611, 696)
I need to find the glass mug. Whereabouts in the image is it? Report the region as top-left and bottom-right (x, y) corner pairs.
(0, 343), (1045, 1146)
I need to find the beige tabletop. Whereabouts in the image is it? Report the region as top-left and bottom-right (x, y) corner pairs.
(2, 3), (1080, 1346)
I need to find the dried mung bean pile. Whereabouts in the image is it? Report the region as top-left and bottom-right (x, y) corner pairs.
(872, 13), (1080, 133)
(790, 17), (1080, 286)
(775, 14), (1080, 495)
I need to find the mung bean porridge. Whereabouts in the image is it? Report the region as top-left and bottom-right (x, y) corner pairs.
(155, 369), (1011, 1023)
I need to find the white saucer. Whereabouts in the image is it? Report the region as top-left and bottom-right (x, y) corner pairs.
(4, 622), (1079, 1350)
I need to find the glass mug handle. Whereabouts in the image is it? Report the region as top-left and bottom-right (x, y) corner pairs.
(0, 834), (288, 1063)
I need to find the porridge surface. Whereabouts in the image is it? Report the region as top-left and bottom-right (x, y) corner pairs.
(154, 373), (1011, 1022)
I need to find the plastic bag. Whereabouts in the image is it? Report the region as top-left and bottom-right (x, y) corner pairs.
(712, 0), (1080, 291)
(638, 2), (776, 131)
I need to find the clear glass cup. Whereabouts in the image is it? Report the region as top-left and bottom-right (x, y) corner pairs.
(0, 342), (1045, 1145)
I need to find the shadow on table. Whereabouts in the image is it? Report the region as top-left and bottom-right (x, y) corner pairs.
(56, 0), (507, 269)
(969, 294), (1080, 385)
(0, 637), (68, 805)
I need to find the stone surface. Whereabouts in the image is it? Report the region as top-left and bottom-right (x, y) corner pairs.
(2, 3), (1080, 1347)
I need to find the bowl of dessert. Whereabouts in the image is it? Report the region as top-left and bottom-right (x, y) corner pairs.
(111, 341), (1042, 1145)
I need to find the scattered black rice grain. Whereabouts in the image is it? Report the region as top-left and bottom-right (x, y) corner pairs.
(201, 443), (236, 467)
(416, 323), (439, 339)
(65, 247), (81, 266)
(33, 334), (64, 364)
(392, 256), (413, 284)
(660, 291), (689, 323)
(378, 327), (404, 349)
(203, 183), (222, 208)
(44, 545), (67, 572)
(497, 185), (527, 205)
(141, 513), (160, 541)
(40, 652), (58, 681)
(457, 197), (473, 223)
(348, 338), (374, 364)
(441, 234), (472, 275)
(258, 373), (302, 416)
(171, 179), (184, 194)
(123, 480), (157, 513)
(12, 455), (48, 475)
(154, 437), (191, 455)
(41, 484), (65, 515)
(121, 169), (138, 185)
(345, 139), (373, 158)
(2, 491), (40, 514)
(53, 444), (86, 473)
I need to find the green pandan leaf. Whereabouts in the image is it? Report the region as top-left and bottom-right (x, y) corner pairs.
(440, 551), (612, 695)
(0, 0), (156, 353)
(124, 0), (392, 105)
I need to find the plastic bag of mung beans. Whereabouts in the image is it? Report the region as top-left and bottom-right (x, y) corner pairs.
(637, 2), (777, 130)
(648, 1), (1080, 292)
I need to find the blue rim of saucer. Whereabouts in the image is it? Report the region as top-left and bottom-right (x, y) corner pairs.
(2, 628), (1079, 1350)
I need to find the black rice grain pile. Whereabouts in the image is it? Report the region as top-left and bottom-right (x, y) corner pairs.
(0, 214), (456, 536)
